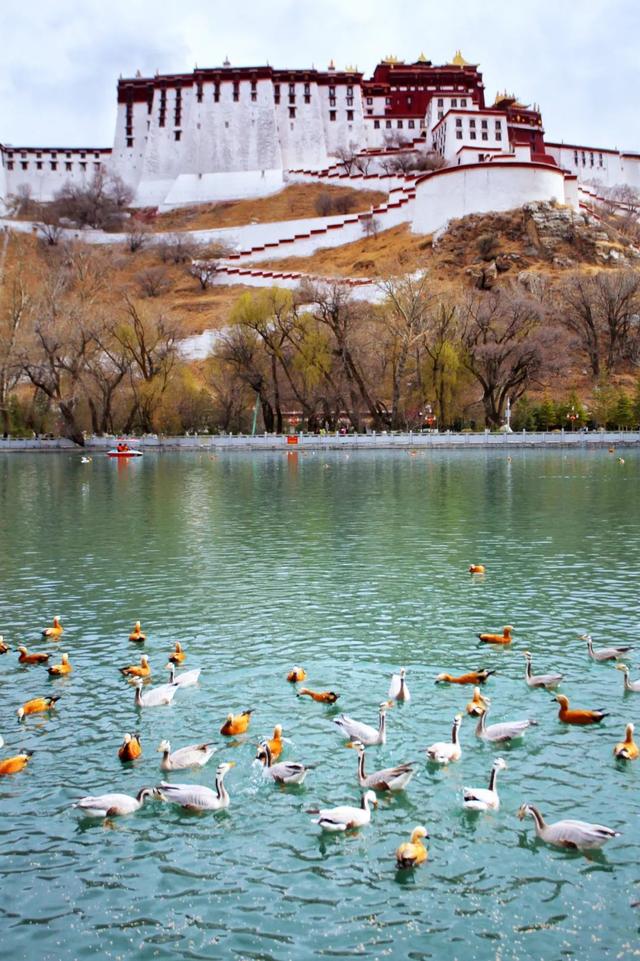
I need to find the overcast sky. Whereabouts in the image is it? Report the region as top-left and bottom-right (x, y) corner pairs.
(1, 0), (637, 151)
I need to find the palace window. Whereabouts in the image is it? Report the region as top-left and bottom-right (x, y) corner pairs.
(159, 115), (165, 127)
(397, 120), (403, 128)
(274, 84), (280, 104)
(367, 109), (373, 115)
(214, 83), (220, 102)
(80, 162), (86, 171)
(482, 132), (488, 140)
(347, 86), (353, 95)
(329, 110), (336, 121)
(36, 161), (43, 169)
(197, 82), (203, 103)
(21, 161), (28, 169)
(6, 161), (13, 170)
(581, 151), (586, 164)
(496, 132), (502, 141)
(233, 82), (239, 102)
(461, 98), (467, 107)
(251, 82), (257, 102)
(438, 111), (443, 120)
(495, 120), (502, 129)
(289, 94), (296, 105)
(304, 95), (310, 104)
(470, 131), (476, 140)
(126, 137), (134, 147)
(304, 83), (310, 96)
(437, 98), (443, 107)
(175, 130), (181, 141)
(481, 119), (488, 128)
(346, 97), (353, 106)
(366, 97), (372, 105)
(408, 119), (415, 128)
(456, 118), (462, 127)
(329, 86), (335, 96)
(386, 120), (391, 128)
(374, 120), (380, 128)
(65, 162), (72, 171)
(50, 161), (57, 170)
(94, 162), (100, 169)
(456, 131), (463, 140)
(451, 98), (457, 107)
(289, 106), (296, 118)
(288, 83), (295, 95)
(469, 118), (476, 127)
(599, 152), (603, 166)
(590, 151), (594, 166)
(347, 110), (354, 121)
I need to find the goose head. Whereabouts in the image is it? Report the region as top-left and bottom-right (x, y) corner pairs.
(616, 664), (630, 674)
(157, 739), (171, 754)
(493, 757), (507, 772)
(217, 761), (236, 778)
(379, 700), (393, 711)
(410, 825), (429, 842)
(346, 739), (366, 753)
(136, 787), (154, 804)
(522, 651), (532, 660)
(517, 803), (533, 821)
(363, 789), (378, 807)
(133, 677), (144, 689)
(399, 667), (406, 679)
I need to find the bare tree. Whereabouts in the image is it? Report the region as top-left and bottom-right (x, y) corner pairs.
(334, 143), (361, 175)
(0, 272), (30, 433)
(54, 170), (133, 229)
(158, 233), (197, 264)
(126, 224), (149, 252)
(35, 206), (64, 246)
(361, 214), (381, 239)
(136, 266), (172, 298)
(4, 183), (35, 218)
(189, 260), (219, 291)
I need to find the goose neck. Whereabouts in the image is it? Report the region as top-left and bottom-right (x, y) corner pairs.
(528, 805), (546, 832)
(452, 720), (460, 744)
(357, 749), (366, 782)
(378, 710), (386, 742)
(215, 772), (229, 802)
(488, 765), (499, 792)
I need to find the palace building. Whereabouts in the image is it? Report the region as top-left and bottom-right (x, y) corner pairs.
(1, 53), (638, 214)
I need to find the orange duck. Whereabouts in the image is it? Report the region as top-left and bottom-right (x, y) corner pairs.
(297, 687), (340, 703)
(17, 646), (50, 665)
(41, 617), (63, 639)
(0, 750), (34, 775)
(220, 710), (253, 736)
(129, 621), (146, 643)
(168, 642), (186, 665)
(286, 666), (307, 683)
(466, 686), (490, 716)
(48, 653), (72, 676)
(435, 669), (495, 685)
(119, 655), (151, 678)
(613, 723), (638, 760)
(478, 626), (513, 645)
(469, 564), (485, 574)
(118, 733), (142, 762)
(262, 724), (284, 759)
(554, 694), (608, 725)
(0, 636), (9, 654)
(17, 695), (60, 720)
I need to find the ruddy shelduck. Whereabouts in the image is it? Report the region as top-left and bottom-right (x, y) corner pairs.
(435, 669), (495, 685)
(129, 621), (146, 642)
(297, 688), (340, 703)
(220, 710), (253, 736)
(48, 653), (72, 676)
(0, 750), (34, 775)
(168, 642), (186, 665)
(396, 826), (429, 868)
(17, 646), (50, 665)
(614, 722), (639, 760)
(478, 625), (513, 645)
(17, 695), (60, 720)
(286, 666), (307, 683)
(42, 617), (63, 639)
(466, 686), (490, 716)
(469, 564), (485, 574)
(0, 636), (8, 654)
(120, 655), (151, 678)
(264, 724), (284, 759)
(118, 732), (142, 762)
(554, 694), (608, 725)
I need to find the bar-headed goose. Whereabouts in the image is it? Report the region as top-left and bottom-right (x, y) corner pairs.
(349, 739), (414, 791)
(156, 761), (235, 810)
(522, 651), (563, 689)
(256, 741), (310, 784)
(475, 706), (536, 742)
(73, 787), (154, 817)
(426, 714), (462, 764)
(309, 790), (377, 831)
(333, 702), (390, 746)
(581, 634), (633, 662)
(388, 667), (410, 702)
(517, 803), (620, 850)
(158, 739), (216, 770)
(463, 758), (507, 810)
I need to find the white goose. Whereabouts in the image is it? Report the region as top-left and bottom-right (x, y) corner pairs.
(581, 634), (633, 662)
(426, 714), (462, 764)
(73, 786), (154, 817)
(388, 667), (411, 702)
(616, 664), (640, 693)
(350, 739), (414, 791)
(133, 677), (178, 707)
(333, 702), (390, 746)
(517, 803), (620, 850)
(463, 758), (507, 810)
(309, 790), (378, 831)
(475, 707), (536, 743)
(157, 761), (235, 811)
(256, 741), (310, 785)
(158, 739), (216, 771)
(165, 662), (202, 687)
(522, 651), (563, 689)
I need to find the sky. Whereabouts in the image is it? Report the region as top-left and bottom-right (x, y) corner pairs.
(0, 0), (638, 151)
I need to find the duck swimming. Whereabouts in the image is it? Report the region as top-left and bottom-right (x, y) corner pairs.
(165, 662), (201, 687)
(554, 694), (607, 725)
(517, 803), (620, 850)
(469, 564), (485, 574)
(133, 677), (178, 708)
(41, 617), (63, 639)
(286, 667), (307, 683)
(129, 621), (146, 642)
(309, 790), (378, 831)
(466, 687), (490, 716)
(118, 733), (142, 762)
(168, 642), (186, 665)
(220, 710), (253, 736)
(120, 655), (151, 678)
(478, 626), (513, 645)
(0, 750), (33, 776)
(463, 758), (507, 810)
(256, 741), (309, 785)
(157, 762), (235, 811)
(297, 688), (340, 703)
(48, 653), (72, 676)
(396, 826), (429, 868)
(261, 724), (284, 760)
(17, 646), (50, 665)
(613, 723), (639, 760)
(581, 634), (633, 662)
(17, 695), (60, 720)
(615, 664), (640, 693)
(0, 637), (9, 654)
(475, 707), (536, 743)
(435, 669), (495, 685)
(426, 714), (462, 764)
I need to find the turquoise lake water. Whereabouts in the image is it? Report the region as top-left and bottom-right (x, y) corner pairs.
(0, 449), (638, 961)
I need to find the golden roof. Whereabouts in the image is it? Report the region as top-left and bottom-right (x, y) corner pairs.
(416, 51), (429, 63)
(450, 50), (471, 66)
(382, 55), (403, 65)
